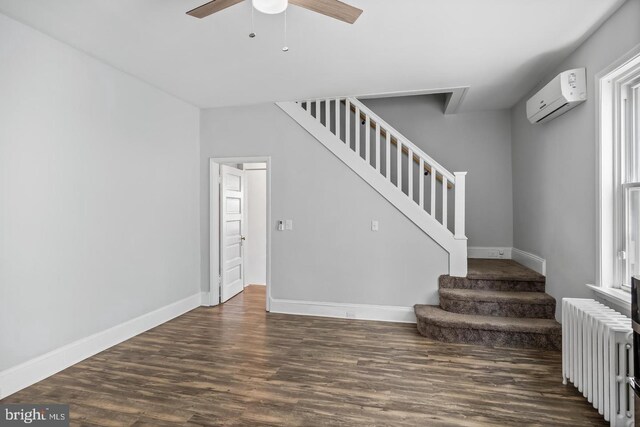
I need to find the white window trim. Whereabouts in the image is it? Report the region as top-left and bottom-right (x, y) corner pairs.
(586, 283), (631, 307)
(596, 43), (640, 290)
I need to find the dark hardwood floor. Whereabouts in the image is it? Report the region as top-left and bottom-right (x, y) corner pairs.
(3, 286), (605, 426)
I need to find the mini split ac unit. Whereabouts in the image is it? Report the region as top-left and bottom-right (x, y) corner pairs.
(526, 68), (586, 124)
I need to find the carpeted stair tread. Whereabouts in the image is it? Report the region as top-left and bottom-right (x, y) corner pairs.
(439, 288), (555, 304)
(439, 275), (546, 292)
(414, 305), (561, 335)
(414, 259), (558, 349)
(466, 258), (545, 282)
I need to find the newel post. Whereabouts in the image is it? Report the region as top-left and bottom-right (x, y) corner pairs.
(454, 172), (467, 240)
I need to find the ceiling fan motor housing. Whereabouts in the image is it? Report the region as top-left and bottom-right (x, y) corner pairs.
(252, 0), (288, 14)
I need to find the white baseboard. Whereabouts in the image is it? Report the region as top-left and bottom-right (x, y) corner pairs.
(269, 297), (416, 323)
(468, 247), (512, 259)
(0, 293), (201, 399)
(467, 247), (546, 276)
(512, 248), (546, 276)
(200, 291), (213, 306)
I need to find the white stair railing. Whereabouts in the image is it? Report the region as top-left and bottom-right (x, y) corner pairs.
(277, 97), (468, 276)
(301, 97), (466, 239)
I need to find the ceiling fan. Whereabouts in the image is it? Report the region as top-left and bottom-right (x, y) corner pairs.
(186, 0), (363, 25)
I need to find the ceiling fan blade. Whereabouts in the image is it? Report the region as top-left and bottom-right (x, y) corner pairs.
(289, 0), (363, 24)
(187, 0), (245, 19)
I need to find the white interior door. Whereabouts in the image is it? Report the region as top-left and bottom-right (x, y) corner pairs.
(220, 164), (246, 302)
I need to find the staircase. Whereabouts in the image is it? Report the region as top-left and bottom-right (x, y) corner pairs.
(277, 97), (468, 276)
(415, 259), (562, 350)
(278, 98), (560, 350)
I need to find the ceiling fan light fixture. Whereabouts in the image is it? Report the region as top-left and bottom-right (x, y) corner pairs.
(252, 0), (288, 15)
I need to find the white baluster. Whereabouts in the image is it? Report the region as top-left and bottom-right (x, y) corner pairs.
(408, 149), (413, 200)
(345, 99), (351, 147)
(316, 100), (321, 122)
(454, 172), (467, 239)
(335, 98), (340, 139)
(355, 106), (360, 153)
(442, 176), (448, 229)
(325, 99), (329, 129)
(419, 158), (424, 209)
(431, 166), (437, 217)
(365, 115), (371, 164)
(306, 99), (311, 113)
(396, 138), (402, 189)
(385, 130), (391, 180)
(375, 122), (380, 172)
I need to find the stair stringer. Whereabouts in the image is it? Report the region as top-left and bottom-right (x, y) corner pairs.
(276, 101), (467, 277)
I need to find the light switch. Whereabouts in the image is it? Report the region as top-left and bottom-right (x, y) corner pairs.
(371, 220), (379, 231)
(277, 220), (285, 231)
(285, 219), (293, 230)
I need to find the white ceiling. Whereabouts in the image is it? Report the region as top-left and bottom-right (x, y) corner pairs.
(0, 0), (625, 111)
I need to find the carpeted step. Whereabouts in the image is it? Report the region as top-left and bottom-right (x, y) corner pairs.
(439, 275), (545, 292)
(439, 288), (556, 318)
(439, 259), (546, 292)
(414, 305), (561, 350)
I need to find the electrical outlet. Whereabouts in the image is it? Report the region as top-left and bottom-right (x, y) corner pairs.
(485, 249), (506, 258)
(285, 219), (293, 230)
(371, 220), (379, 231)
(487, 250), (500, 258)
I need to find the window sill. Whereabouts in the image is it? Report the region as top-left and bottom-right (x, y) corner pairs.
(586, 284), (631, 308)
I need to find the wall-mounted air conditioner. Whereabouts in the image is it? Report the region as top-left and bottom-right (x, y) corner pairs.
(526, 68), (586, 124)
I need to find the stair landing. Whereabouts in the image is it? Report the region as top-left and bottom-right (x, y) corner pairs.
(467, 258), (544, 282)
(415, 258), (561, 350)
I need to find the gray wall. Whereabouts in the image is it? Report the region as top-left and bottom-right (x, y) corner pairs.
(0, 14), (201, 371)
(510, 0), (640, 318)
(200, 104), (448, 307)
(361, 96), (514, 248)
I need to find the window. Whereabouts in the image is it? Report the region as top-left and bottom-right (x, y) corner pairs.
(598, 48), (640, 291)
(620, 75), (640, 289)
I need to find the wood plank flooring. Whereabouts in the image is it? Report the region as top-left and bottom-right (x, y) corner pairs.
(2, 286), (606, 426)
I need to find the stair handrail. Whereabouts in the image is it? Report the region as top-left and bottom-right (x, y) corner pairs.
(347, 97), (456, 183)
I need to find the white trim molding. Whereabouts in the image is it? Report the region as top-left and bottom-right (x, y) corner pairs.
(0, 293), (201, 399)
(586, 284), (631, 317)
(468, 247), (512, 259)
(595, 43), (640, 289)
(200, 292), (214, 306)
(269, 297), (416, 324)
(351, 86), (470, 115)
(468, 247), (545, 274)
(512, 248), (546, 276)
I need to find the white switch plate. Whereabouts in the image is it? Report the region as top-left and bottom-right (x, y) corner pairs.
(371, 220), (379, 231)
(285, 219), (293, 230)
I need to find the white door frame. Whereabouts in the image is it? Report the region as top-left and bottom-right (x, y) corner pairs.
(209, 156), (272, 311)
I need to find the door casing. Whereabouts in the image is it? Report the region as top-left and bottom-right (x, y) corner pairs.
(209, 157), (271, 311)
